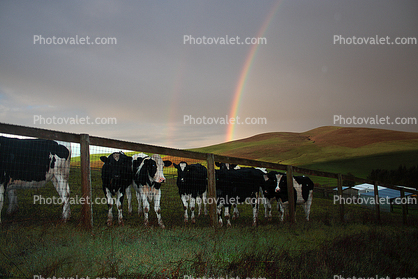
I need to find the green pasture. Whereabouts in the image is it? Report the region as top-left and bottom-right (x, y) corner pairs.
(1, 165), (417, 278)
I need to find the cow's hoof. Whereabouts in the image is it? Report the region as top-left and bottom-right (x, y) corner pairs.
(107, 220), (113, 227)
(144, 220), (149, 227)
(118, 219), (124, 226)
(159, 222), (166, 229)
(184, 219), (188, 224)
(191, 218), (196, 224)
(252, 222), (257, 227)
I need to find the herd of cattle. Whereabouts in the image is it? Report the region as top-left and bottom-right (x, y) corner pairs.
(0, 136), (314, 227)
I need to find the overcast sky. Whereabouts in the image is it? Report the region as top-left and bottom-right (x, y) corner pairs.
(1, 0), (417, 149)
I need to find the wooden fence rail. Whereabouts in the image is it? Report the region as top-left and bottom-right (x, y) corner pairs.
(1, 122), (417, 227)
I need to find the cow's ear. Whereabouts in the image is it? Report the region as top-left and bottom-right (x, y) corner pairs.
(263, 174), (269, 181)
(215, 162), (221, 167)
(100, 156), (108, 163)
(267, 171), (276, 180)
(164, 160), (172, 167)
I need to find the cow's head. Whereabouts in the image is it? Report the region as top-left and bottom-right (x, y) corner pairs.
(173, 161), (188, 184)
(100, 152), (133, 190)
(263, 171), (285, 196)
(215, 162), (240, 170)
(133, 154), (172, 186)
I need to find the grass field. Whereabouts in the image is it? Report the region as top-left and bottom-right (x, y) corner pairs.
(1, 166), (418, 278)
(1, 126), (418, 278)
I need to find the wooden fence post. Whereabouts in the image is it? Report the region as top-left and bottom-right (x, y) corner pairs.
(400, 189), (407, 225)
(337, 174), (344, 222)
(206, 153), (218, 228)
(80, 134), (93, 229)
(286, 165), (295, 223)
(373, 181), (381, 223)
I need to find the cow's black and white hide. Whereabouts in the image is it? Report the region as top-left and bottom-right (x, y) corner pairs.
(263, 171), (314, 222)
(0, 136), (71, 222)
(127, 153), (172, 228)
(100, 152), (133, 226)
(215, 167), (266, 226)
(215, 162), (242, 220)
(173, 162), (208, 224)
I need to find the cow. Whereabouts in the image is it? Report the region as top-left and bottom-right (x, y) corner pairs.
(215, 163), (272, 221)
(100, 152), (133, 226)
(215, 167), (266, 226)
(215, 162), (241, 220)
(127, 153), (172, 228)
(0, 136), (71, 223)
(263, 171), (314, 222)
(173, 162), (208, 224)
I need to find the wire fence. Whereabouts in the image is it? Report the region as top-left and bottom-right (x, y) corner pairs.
(1, 122), (417, 229)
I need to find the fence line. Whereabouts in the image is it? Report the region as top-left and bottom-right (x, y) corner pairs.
(1, 122), (417, 227)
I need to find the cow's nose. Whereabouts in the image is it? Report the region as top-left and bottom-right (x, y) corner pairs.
(158, 178), (166, 183)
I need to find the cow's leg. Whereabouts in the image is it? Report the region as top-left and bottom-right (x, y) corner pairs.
(105, 188), (114, 226)
(190, 196), (196, 224)
(125, 185), (132, 215)
(154, 189), (164, 228)
(196, 196), (202, 217)
(264, 198), (273, 221)
(304, 190), (314, 221)
(224, 206), (231, 227)
(202, 191), (208, 215)
(52, 175), (71, 221)
(6, 189), (18, 215)
(135, 191), (143, 215)
(278, 200), (285, 222)
(0, 184), (5, 223)
(217, 203), (223, 227)
(252, 202), (259, 227)
(259, 189), (270, 219)
(139, 190), (150, 226)
(181, 194), (189, 223)
(232, 204), (239, 220)
(116, 190), (124, 225)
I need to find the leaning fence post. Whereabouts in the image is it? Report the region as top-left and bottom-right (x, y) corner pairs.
(286, 165), (295, 223)
(80, 134), (93, 229)
(337, 174), (344, 222)
(206, 153), (218, 228)
(373, 181), (381, 223)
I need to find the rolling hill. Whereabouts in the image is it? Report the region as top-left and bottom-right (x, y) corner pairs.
(193, 126), (418, 178)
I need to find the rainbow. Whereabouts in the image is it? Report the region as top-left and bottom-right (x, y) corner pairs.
(226, 0), (283, 142)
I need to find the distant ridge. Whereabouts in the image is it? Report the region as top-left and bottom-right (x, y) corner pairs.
(192, 126), (418, 177)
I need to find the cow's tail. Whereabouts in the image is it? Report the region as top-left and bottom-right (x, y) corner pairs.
(56, 141), (72, 181)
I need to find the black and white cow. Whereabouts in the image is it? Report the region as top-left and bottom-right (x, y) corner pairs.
(215, 167), (266, 226)
(128, 153), (172, 228)
(263, 171), (314, 222)
(173, 162), (208, 224)
(215, 162), (241, 220)
(100, 152), (133, 226)
(215, 163), (272, 221)
(0, 136), (71, 222)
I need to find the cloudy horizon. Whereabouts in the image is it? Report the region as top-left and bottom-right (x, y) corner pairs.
(1, 0), (417, 149)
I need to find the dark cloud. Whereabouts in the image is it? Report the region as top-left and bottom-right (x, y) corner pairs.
(0, 0), (417, 148)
